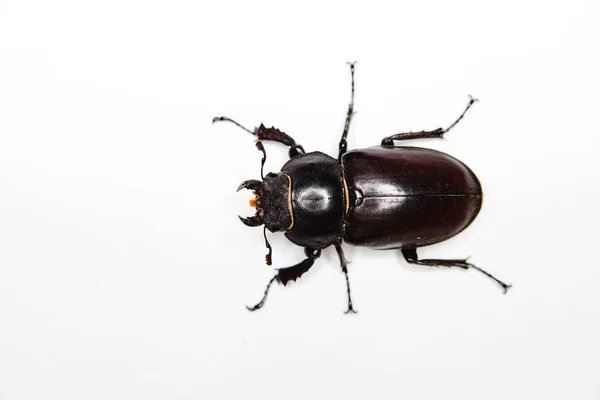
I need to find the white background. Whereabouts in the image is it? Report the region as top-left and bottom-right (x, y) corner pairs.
(1, 0), (599, 399)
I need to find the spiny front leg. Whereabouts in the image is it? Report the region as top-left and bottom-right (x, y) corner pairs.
(246, 248), (321, 311)
(212, 116), (306, 158)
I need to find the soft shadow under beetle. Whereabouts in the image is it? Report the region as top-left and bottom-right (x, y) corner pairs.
(213, 63), (510, 313)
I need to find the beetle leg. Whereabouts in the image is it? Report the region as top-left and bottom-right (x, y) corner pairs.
(380, 95), (478, 146)
(246, 248), (321, 311)
(212, 116), (306, 158)
(254, 124), (306, 158)
(338, 61), (357, 161)
(401, 248), (511, 294)
(335, 244), (357, 314)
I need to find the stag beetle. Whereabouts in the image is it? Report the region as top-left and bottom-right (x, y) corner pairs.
(213, 63), (510, 313)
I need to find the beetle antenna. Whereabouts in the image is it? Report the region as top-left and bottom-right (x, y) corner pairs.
(212, 116), (255, 135)
(263, 226), (272, 265)
(255, 141), (267, 180)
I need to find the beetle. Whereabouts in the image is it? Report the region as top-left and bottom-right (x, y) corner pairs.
(213, 63), (510, 313)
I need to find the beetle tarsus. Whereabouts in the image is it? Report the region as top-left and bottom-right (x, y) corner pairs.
(469, 264), (512, 294)
(246, 276), (276, 311)
(380, 95), (478, 146)
(335, 244), (357, 314)
(338, 62), (357, 161)
(401, 248), (511, 293)
(212, 116), (255, 135)
(444, 94), (478, 132)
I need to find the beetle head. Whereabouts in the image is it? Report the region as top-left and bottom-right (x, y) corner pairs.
(238, 172), (293, 232)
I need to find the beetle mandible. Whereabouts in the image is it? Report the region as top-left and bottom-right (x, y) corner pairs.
(213, 63), (510, 313)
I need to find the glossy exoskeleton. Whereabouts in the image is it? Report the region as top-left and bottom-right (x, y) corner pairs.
(213, 63), (510, 313)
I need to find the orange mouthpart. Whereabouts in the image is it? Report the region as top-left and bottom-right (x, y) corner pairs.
(249, 197), (258, 208)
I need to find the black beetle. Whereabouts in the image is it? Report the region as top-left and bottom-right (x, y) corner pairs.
(213, 63), (510, 313)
